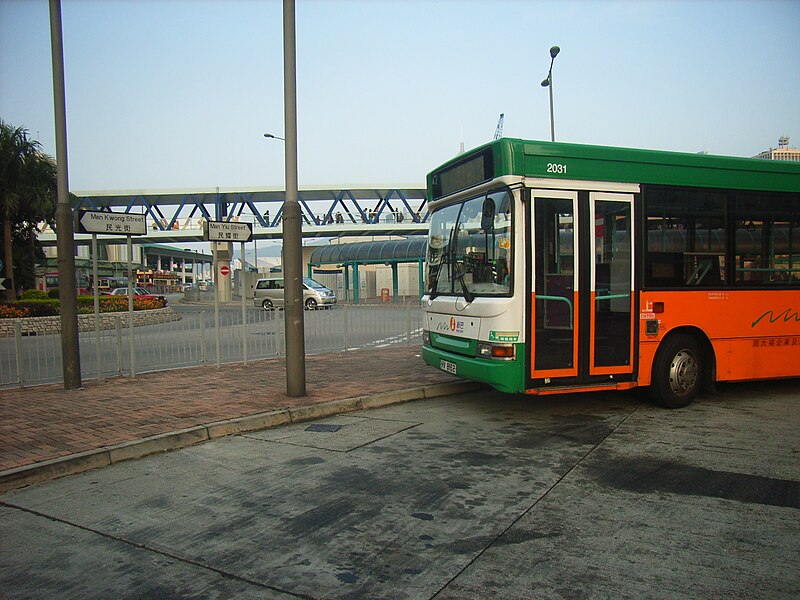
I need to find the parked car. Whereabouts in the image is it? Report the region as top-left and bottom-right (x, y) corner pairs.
(105, 287), (167, 304)
(253, 277), (336, 310)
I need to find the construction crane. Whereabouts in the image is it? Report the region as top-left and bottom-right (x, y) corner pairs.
(493, 113), (504, 140)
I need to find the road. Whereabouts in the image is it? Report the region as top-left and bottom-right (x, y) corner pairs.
(1, 381), (797, 598)
(0, 296), (423, 387)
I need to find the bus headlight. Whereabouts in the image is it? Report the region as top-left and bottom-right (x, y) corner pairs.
(477, 342), (515, 360)
(422, 331), (430, 345)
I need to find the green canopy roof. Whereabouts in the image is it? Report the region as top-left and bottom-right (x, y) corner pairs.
(309, 237), (427, 265)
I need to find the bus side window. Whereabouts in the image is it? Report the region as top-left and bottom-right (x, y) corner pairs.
(685, 255), (722, 286)
(646, 252), (684, 287)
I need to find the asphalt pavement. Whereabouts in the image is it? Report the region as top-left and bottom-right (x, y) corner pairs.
(1, 377), (798, 599)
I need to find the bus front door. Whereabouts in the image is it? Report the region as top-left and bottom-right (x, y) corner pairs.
(530, 191), (635, 387)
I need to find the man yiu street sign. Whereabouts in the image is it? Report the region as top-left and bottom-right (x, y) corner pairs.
(205, 220), (253, 242)
(78, 210), (147, 235)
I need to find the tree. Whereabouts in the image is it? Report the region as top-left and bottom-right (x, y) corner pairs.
(0, 120), (57, 301)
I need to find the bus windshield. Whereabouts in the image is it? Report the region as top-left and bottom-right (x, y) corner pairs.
(427, 188), (512, 298)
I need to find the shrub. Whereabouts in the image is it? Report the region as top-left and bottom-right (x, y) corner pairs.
(13, 299), (60, 317)
(47, 289), (59, 299)
(135, 297), (167, 310)
(20, 289), (49, 300)
(0, 294), (167, 318)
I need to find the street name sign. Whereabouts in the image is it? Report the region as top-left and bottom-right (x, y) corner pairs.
(205, 220), (253, 242)
(78, 210), (147, 236)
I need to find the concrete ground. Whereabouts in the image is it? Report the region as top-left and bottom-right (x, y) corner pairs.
(0, 345), (473, 492)
(1, 378), (797, 599)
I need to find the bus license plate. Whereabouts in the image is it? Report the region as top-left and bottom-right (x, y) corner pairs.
(440, 359), (457, 374)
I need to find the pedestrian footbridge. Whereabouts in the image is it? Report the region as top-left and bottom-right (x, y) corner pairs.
(38, 185), (429, 246)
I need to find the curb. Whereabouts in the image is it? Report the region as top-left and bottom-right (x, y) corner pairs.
(0, 381), (482, 494)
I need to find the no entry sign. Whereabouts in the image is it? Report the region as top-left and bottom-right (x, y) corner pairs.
(220, 265), (231, 276)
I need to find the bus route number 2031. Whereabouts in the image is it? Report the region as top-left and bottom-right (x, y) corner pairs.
(547, 163), (567, 175)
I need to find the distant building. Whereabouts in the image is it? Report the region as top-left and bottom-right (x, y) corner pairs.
(753, 136), (800, 161)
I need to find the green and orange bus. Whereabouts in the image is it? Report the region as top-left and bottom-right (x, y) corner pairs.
(421, 138), (800, 407)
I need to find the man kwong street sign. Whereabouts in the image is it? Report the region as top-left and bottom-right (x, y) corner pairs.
(78, 210), (147, 235)
(204, 220), (253, 243)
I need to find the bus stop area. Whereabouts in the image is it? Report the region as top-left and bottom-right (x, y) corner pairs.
(0, 354), (797, 598)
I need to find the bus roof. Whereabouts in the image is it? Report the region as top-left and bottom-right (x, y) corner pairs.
(427, 138), (800, 200)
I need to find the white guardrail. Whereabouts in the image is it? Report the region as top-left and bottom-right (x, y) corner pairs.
(0, 303), (424, 389)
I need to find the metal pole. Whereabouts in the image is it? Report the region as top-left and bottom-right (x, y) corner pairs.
(14, 320), (24, 387)
(548, 77), (555, 142)
(241, 240), (248, 364)
(254, 238), (259, 275)
(343, 303), (349, 351)
(49, 0), (81, 389)
(200, 312), (207, 365)
(92, 233), (102, 381)
(542, 46), (560, 143)
(115, 315), (122, 375)
(127, 235), (135, 377)
(213, 243), (221, 366)
(282, 0), (306, 396)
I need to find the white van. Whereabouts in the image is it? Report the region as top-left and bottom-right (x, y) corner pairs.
(253, 277), (337, 310)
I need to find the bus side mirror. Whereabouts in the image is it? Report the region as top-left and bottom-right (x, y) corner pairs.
(481, 198), (496, 231)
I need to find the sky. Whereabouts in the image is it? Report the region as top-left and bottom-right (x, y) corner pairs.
(1, 0), (799, 196)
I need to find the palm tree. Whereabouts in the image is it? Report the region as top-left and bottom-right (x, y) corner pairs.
(0, 120), (57, 301)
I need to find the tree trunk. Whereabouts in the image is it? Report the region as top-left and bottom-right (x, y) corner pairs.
(3, 218), (14, 301)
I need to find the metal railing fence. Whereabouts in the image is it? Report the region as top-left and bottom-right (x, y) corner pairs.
(0, 303), (424, 389)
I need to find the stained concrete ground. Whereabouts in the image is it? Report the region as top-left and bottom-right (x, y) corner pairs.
(1, 375), (798, 599)
(0, 345), (472, 491)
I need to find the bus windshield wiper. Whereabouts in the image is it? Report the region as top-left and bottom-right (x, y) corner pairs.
(428, 248), (449, 300)
(447, 225), (474, 303)
(453, 260), (475, 303)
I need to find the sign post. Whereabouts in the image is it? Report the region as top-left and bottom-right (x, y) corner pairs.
(204, 221), (253, 366)
(92, 233), (100, 380)
(78, 210), (147, 379)
(212, 242), (220, 365)
(240, 240), (248, 364)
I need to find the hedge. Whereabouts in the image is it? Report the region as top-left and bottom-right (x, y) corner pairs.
(0, 295), (168, 318)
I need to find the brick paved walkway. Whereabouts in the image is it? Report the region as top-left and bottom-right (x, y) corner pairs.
(0, 345), (463, 475)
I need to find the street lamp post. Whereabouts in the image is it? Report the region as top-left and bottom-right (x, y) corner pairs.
(279, 0), (306, 396)
(49, 0), (81, 389)
(540, 45), (560, 142)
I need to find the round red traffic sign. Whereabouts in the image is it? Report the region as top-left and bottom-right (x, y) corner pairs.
(220, 265), (230, 276)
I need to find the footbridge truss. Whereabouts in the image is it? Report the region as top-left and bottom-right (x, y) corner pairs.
(38, 185), (429, 245)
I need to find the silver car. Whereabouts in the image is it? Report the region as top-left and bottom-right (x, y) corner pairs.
(253, 277), (336, 310)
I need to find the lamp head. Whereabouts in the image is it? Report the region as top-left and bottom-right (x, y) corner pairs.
(550, 45), (560, 59)
(541, 77), (550, 87)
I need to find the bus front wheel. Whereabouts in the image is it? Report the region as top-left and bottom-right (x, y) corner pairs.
(649, 334), (703, 409)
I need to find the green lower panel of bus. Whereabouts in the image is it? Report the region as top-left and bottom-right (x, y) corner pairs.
(422, 342), (526, 394)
